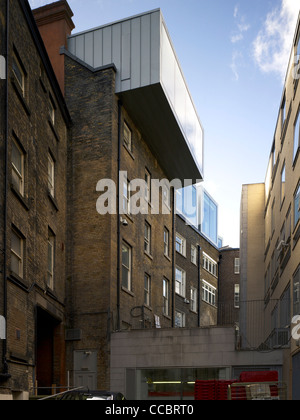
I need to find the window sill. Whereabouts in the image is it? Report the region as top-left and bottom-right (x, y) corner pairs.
(176, 250), (186, 259)
(164, 254), (171, 262)
(123, 143), (135, 160)
(48, 119), (60, 142)
(11, 184), (30, 211)
(144, 251), (153, 261)
(121, 286), (135, 297)
(8, 272), (28, 292)
(48, 191), (59, 211)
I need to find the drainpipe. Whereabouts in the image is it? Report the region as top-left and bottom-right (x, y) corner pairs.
(171, 187), (175, 328)
(116, 100), (122, 331)
(2, 0), (9, 378)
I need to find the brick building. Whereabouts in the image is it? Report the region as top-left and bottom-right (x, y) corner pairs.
(0, 0), (71, 399)
(240, 12), (300, 399)
(218, 247), (240, 326)
(175, 214), (220, 329)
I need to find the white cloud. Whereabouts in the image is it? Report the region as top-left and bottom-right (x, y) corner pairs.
(253, 0), (300, 80)
(230, 50), (243, 81)
(231, 5), (250, 44)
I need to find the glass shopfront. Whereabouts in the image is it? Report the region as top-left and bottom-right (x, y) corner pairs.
(135, 367), (230, 400)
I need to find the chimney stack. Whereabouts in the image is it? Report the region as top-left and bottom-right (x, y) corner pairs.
(33, 0), (75, 95)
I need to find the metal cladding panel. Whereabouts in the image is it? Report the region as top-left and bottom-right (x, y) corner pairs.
(67, 9), (203, 181)
(68, 10), (161, 92)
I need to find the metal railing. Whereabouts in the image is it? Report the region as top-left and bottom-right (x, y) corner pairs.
(228, 382), (287, 401)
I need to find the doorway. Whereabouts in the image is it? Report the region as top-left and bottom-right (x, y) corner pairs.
(36, 308), (60, 395)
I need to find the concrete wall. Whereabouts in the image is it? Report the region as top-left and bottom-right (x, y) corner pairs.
(110, 327), (283, 399)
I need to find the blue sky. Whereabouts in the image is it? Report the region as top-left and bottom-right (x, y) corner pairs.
(29, 0), (300, 247)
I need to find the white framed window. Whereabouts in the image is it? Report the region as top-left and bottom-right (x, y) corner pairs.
(175, 266), (186, 297)
(281, 163), (286, 204)
(175, 310), (185, 328)
(281, 94), (286, 131)
(122, 242), (132, 291)
(48, 153), (55, 197)
(145, 169), (151, 203)
(144, 274), (151, 307)
(164, 227), (169, 257)
(191, 287), (198, 312)
(163, 278), (170, 316)
(202, 280), (217, 306)
(122, 179), (130, 214)
(295, 183), (300, 228)
(12, 52), (25, 96)
(47, 230), (55, 290)
(12, 139), (24, 196)
(124, 122), (132, 151)
(11, 230), (24, 278)
(234, 284), (240, 308)
(144, 222), (151, 255)
(176, 233), (186, 257)
(49, 96), (55, 125)
(294, 109), (300, 162)
(203, 252), (218, 277)
(191, 245), (197, 265)
(234, 258), (240, 275)
(293, 266), (300, 316)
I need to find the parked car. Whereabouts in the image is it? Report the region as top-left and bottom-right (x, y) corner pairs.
(57, 390), (126, 401)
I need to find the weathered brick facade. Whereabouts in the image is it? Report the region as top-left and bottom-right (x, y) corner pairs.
(64, 51), (174, 389)
(0, 0), (70, 398)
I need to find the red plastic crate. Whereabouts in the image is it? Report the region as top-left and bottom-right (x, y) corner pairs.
(194, 380), (216, 401)
(239, 371), (278, 383)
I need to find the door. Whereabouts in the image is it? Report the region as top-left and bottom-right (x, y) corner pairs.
(74, 351), (97, 390)
(293, 352), (300, 400)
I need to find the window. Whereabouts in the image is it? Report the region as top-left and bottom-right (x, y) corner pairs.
(297, 33), (300, 60)
(144, 222), (151, 255)
(202, 280), (216, 306)
(281, 94), (286, 131)
(124, 122), (132, 151)
(191, 287), (198, 312)
(122, 179), (130, 214)
(47, 230), (55, 290)
(175, 267), (186, 297)
(11, 230), (24, 278)
(175, 311), (185, 328)
(286, 206), (292, 241)
(281, 163), (286, 204)
(203, 252), (218, 277)
(175, 233), (186, 257)
(294, 183), (300, 228)
(234, 284), (240, 309)
(294, 267), (300, 316)
(145, 169), (151, 203)
(271, 199), (276, 235)
(163, 278), (170, 316)
(144, 274), (151, 307)
(122, 242), (132, 291)
(191, 245), (197, 265)
(202, 190), (218, 245)
(48, 153), (55, 197)
(294, 109), (300, 162)
(176, 185), (198, 227)
(12, 52), (25, 95)
(49, 96), (55, 125)
(234, 258), (240, 275)
(164, 228), (169, 257)
(12, 139), (24, 196)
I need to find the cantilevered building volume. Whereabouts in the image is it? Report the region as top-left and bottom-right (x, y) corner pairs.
(67, 9), (204, 184)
